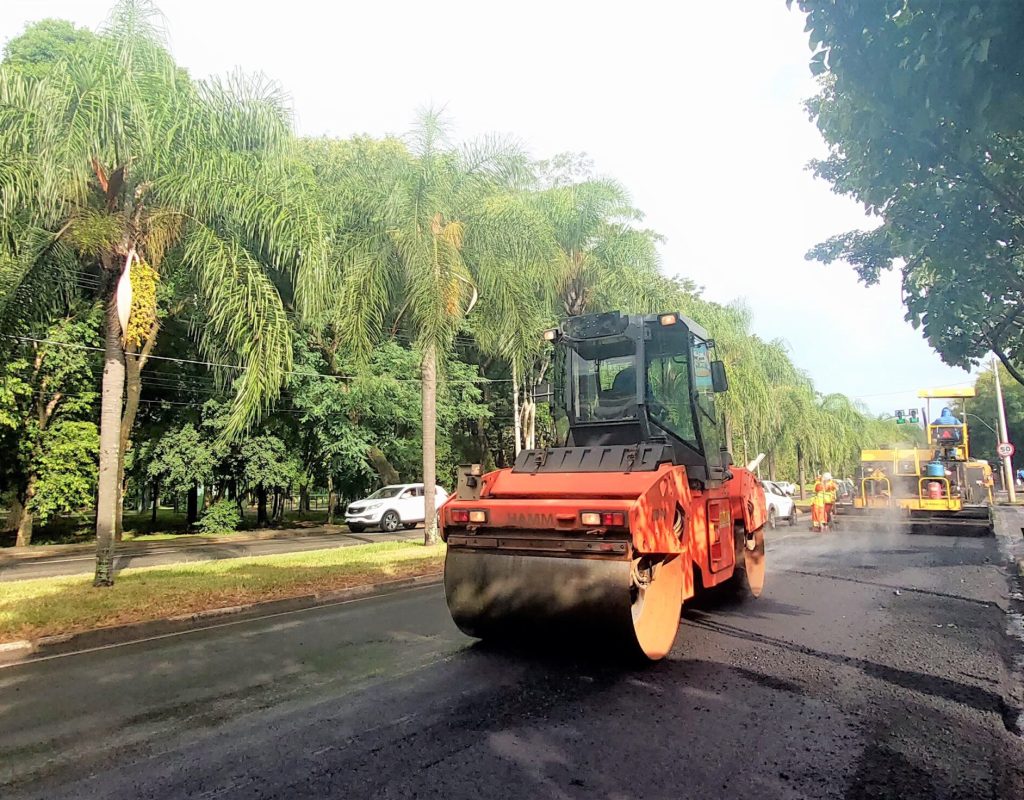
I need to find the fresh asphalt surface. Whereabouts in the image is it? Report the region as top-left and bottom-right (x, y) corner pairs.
(2, 528), (1023, 799)
(0, 530), (420, 582)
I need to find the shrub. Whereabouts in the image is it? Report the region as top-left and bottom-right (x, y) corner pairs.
(195, 500), (242, 534)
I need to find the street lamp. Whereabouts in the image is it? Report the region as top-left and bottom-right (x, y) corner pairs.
(963, 413), (997, 435)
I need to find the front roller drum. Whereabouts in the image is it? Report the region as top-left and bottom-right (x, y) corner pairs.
(444, 548), (683, 661)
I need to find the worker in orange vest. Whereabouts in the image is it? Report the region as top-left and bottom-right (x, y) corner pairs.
(810, 475), (827, 532)
(822, 472), (838, 526)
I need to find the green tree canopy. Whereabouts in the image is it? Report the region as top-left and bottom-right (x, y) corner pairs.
(794, 0), (1024, 385)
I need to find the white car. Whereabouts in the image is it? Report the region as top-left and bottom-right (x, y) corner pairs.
(345, 484), (449, 533)
(761, 480), (797, 528)
(773, 481), (797, 496)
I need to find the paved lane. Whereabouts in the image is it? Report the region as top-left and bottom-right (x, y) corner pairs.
(0, 531), (420, 582)
(2, 530), (1022, 798)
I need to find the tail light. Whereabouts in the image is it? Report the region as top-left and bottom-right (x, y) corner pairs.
(581, 511), (626, 527)
(449, 509), (488, 524)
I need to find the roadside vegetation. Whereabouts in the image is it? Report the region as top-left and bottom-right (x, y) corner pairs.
(1, 1), (907, 575)
(0, 541), (444, 643)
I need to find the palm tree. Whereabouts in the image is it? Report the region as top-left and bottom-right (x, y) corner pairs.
(530, 179), (663, 318)
(327, 111), (549, 544)
(0, 0), (328, 583)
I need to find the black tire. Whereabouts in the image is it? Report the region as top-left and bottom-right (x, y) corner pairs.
(768, 506), (777, 530)
(348, 523), (365, 533)
(788, 507), (797, 526)
(403, 522), (418, 530)
(731, 524), (766, 598)
(380, 510), (401, 532)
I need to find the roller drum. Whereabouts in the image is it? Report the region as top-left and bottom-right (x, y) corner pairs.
(444, 547), (683, 660)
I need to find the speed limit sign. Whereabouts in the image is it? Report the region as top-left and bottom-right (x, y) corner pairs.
(997, 442), (1015, 458)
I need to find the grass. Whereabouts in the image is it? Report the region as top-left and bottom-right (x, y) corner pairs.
(0, 541), (444, 644)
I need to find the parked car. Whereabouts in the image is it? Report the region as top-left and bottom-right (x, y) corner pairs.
(761, 480), (797, 528)
(345, 483), (449, 533)
(774, 481), (797, 496)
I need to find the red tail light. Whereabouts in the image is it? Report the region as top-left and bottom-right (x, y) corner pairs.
(581, 511), (627, 527)
(450, 509), (469, 523)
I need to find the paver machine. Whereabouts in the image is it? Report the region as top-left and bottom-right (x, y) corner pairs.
(440, 310), (768, 661)
(848, 387), (992, 534)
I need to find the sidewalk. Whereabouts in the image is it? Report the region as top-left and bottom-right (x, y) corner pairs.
(0, 524), (355, 565)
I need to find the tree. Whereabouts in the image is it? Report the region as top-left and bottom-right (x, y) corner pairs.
(2, 18), (96, 79)
(313, 112), (547, 545)
(0, 1), (329, 582)
(794, 0), (1024, 385)
(968, 364), (1024, 467)
(238, 435), (300, 526)
(0, 310), (100, 544)
(147, 423), (216, 525)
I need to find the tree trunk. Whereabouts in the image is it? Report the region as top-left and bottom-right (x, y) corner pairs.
(95, 295), (126, 587)
(14, 474), (37, 547)
(203, 485), (213, 510)
(768, 452), (777, 481)
(422, 341), (439, 546)
(186, 483), (198, 526)
(522, 396), (536, 451)
(326, 475), (336, 525)
(151, 479), (158, 525)
(299, 483), (310, 514)
(512, 361), (522, 456)
(724, 416), (735, 457)
(6, 494), (25, 534)
(368, 446), (400, 485)
(797, 441), (806, 501)
(256, 486), (268, 526)
(114, 329), (155, 542)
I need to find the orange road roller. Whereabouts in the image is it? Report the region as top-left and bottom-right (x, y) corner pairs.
(441, 310), (767, 661)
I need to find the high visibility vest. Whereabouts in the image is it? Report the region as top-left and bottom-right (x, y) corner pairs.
(824, 480), (837, 503)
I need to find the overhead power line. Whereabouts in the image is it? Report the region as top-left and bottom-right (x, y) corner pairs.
(1, 334), (513, 384)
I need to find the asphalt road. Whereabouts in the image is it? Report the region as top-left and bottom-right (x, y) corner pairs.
(2, 528), (1023, 799)
(0, 530), (420, 582)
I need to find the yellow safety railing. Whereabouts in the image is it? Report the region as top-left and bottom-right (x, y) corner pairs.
(918, 476), (955, 510)
(860, 476), (892, 508)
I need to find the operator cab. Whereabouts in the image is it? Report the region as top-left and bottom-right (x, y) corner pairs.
(519, 310), (731, 486)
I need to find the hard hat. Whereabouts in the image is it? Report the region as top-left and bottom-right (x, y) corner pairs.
(823, 472), (832, 481)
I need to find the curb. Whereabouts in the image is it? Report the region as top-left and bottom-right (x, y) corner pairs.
(0, 571), (443, 668)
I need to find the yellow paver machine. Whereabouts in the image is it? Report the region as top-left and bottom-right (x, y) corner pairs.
(844, 387), (993, 535)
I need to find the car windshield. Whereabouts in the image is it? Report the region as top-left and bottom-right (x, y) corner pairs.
(367, 486), (405, 499)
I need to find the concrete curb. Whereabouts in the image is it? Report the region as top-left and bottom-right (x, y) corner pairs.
(0, 571), (443, 668)
(0, 526), (358, 564)
(992, 506), (1024, 581)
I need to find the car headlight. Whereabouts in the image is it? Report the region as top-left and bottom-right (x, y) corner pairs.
(364, 502), (382, 510)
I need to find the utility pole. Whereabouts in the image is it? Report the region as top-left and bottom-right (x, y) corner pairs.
(993, 356), (1016, 503)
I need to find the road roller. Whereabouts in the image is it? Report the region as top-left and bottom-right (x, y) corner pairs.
(440, 310), (768, 661)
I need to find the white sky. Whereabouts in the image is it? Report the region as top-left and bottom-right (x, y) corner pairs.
(4, 0), (973, 414)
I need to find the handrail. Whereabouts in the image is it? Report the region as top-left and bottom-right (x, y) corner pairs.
(918, 476), (954, 510)
(861, 476), (891, 507)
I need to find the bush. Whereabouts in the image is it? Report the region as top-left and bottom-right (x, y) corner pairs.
(195, 500), (242, 534)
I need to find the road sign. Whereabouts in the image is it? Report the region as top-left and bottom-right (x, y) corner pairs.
(996, 442), (1015, 458)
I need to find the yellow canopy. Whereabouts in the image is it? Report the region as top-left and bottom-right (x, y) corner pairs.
(917, 387), (975, 399)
